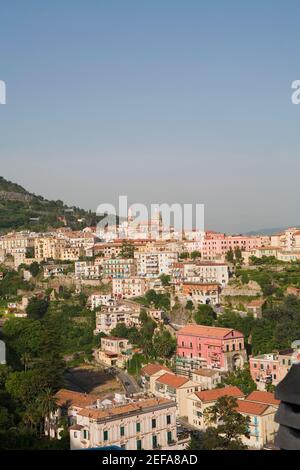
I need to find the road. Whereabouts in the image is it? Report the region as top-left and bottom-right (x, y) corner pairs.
(93, 351), (141, 395)
(111, 367), (141, 395)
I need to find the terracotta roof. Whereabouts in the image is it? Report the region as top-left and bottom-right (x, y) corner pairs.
(193, 369), (220, 377)
(157, 373), (189, 388)
(194, 386), (244, 403)
(177, 324), (243, 339)
(77, 397), (175, 420)
(247, 299), (265, 307)
(246, 391), (280, 406)
(69, 424), (84, 430)
(236, 400), (269, 416)
(141, 363), (171, 377)
(55, 389), (98, 408)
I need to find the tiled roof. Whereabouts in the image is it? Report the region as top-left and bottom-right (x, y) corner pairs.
(77, 397), (175, 420)
(141, 363), (171, 377)
(55, 389), (98, 408)
(236, 400), (269, 416)
(246, 391), (280, 406)
(194, 386), (244, 403)
(177, 324), (242, 339)
(157, 373), (189, 388)
(193, 368), (220, 377)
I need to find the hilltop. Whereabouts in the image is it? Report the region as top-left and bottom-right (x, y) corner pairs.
(0, 176), (102, 233)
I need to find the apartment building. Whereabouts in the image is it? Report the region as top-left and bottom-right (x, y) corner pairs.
(70, 397), (179, 450)
(191, 369), (221, 390)
(88, 294), (114, 310)
(94, 303), (141, 335)
(75, 261), (101, 279)
(270, 227), (300, 251)
(176, 324), (247, 374)
(152, 373), (199, 417)
(102, 258), (136, 278)
(0, 232), (35, 253)
(249, 350), (293, 390)
(135, 251), (178, 277)
(183, 261), (229, 286)
(187, 386), (244, 429)
(201, 232), (270, 260)
(112, 277), (147, 299)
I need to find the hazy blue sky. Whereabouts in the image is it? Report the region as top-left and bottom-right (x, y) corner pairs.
(0, 0), (300, 233)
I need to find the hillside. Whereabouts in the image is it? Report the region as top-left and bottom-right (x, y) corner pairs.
(0, 176), (102, 233)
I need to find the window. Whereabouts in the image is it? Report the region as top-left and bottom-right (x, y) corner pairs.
(167, 431), (172, 444)
(226, 345), (229, 352)
(120, 426), (125, 437)
(103, 430), (108, 441)
(190, 342), (192, 348)
(273, 374), (277, 380)
(260, 364), (264, 370)
(83, 429), (89, 440)
(152, 418), (156, 429)
(232, 344), (235, 351)
(152, 435), (158, 448)
(254, 363), (257, 368)
(74, 432), (77, 438)
(137, 440), (142, 450)
(166, 415), (171, 425)
(239, 343), (242, 350)
(136, 422), (141, 433)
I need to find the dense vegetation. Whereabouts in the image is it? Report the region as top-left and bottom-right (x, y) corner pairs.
(0, 176), (103, 233)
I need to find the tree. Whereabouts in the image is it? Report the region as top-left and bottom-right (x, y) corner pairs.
(152, 329), (176, 358)
(159, 274), (171, 287)
(222, 365), (256, 395)
(203, 395), (250, 449)
(194, 304), (216, 326)
(28, 262), (41, 278)
(225, 249), (234, 263)
(186, 300), (194, 311)
(26, 298), (49, 320)
(191, 251), (201, 260)
(37, 388), (58, 436)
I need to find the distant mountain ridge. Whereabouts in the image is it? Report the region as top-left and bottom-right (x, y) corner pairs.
(0, 176), (102, 234)
(245, 227), (300, 236)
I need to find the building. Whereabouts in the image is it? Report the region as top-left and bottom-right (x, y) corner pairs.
(180, 282), (221, 305)
(183, 262), (229, 286)
(102, 258), (136, 278)
(96, 337), (133, 368)
(201, 232), (270, 260)
(140, 364), (172, 390)
(186, 386), (244, 429)
(94, 303), (141, 335)
(70, 397), (183, 450)
(75, 261), (101, 279)
(112, 277), (147, 299)
(176, 324), (247, 374)
(88, 294), (114, 310)
(135, 252), (178, 277)
(191, 369), (221, 390)
(246, 298), (266, 319)
(249, 351), (293, 390)
(152, 373), (199, 417)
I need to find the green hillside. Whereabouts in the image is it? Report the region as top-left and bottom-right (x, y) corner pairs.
(0, 176), (102, 233)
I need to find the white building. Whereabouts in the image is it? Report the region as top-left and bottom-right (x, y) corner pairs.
(70, 397), (181, 450)
(112, 277), (147, 299)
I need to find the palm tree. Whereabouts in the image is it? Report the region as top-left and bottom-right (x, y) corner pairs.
(20, 352), (32, 372)
(37, 388), (58, 438)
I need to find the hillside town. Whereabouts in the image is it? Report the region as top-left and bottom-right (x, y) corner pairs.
(1, 212), (300, 450)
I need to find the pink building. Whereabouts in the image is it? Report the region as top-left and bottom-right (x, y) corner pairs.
(176, 324), (247, 375)
(201, 231), (270, 260)
(249, 350), (293, 390)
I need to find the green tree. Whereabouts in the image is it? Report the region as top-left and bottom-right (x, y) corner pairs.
(159, 274), (171, 287)
(222, 365), (256, 395)
(191, 251), (201, 260)
(152, 328), (176, 358)
(204, 395), (250, 449)
(194, 304), (216, 326)
(26, 298), (49, 320)
(120, 242), (134, 259)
